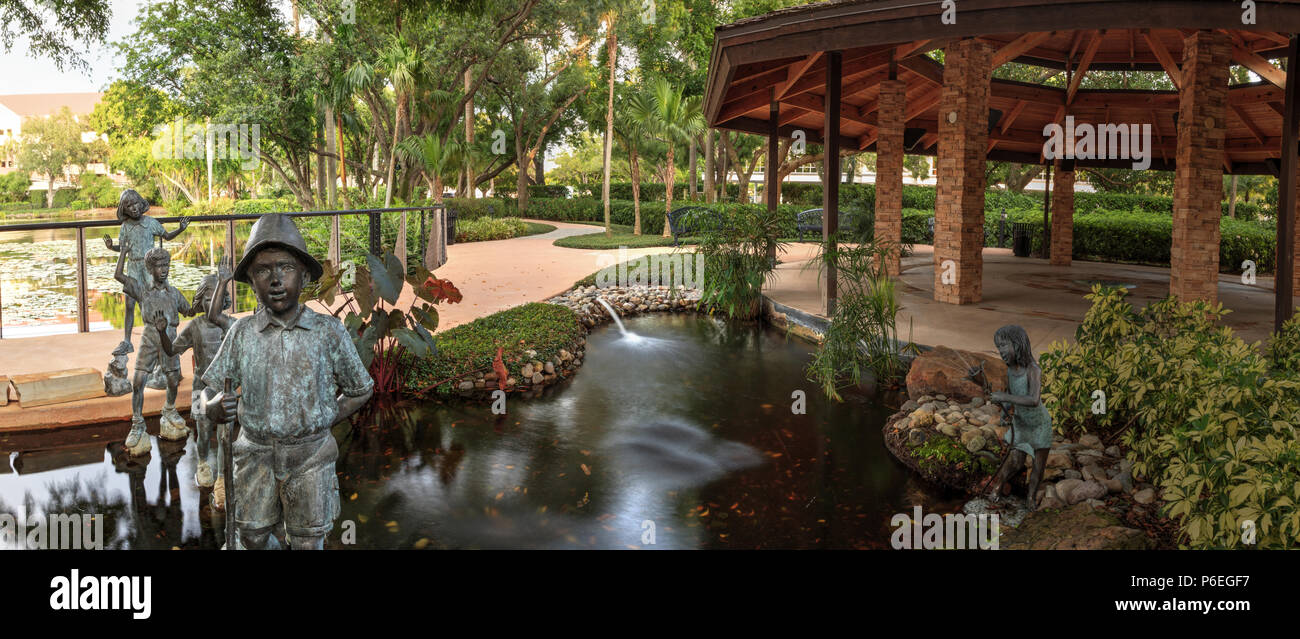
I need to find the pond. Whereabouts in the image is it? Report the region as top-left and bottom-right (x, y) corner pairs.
(0, 313), (962, 549)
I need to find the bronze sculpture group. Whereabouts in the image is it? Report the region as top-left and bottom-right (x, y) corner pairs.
(109, 189), (373, 549)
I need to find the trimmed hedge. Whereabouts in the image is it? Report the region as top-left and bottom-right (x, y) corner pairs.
(403, 302), (585, 396)
(900, 208), (1278, 273)
(27, 187), (80, 208)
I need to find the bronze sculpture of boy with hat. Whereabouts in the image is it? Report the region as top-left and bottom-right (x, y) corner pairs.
(202, 213), (373, 549)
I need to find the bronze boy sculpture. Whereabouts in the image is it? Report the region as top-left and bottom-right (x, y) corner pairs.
(986, 325), (1053, 507)
(203, 213), (373, 550)
(154, 258), (235, 501)
(114, 244), (195, 456)
(103, 189), (189, 356)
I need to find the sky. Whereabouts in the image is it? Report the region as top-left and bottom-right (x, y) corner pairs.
(0, 0), (151, 95)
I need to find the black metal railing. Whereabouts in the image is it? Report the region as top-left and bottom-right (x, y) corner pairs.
(0, 205), (445, 338)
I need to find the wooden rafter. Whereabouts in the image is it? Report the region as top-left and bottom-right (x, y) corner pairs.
(991, 31), (1055, 68)
(1001, 99), (1028, 134)
(1230, 44), (1286, 89)
(1066, 30), (1103, 104)
(899, 56), (944, 86)
(1143, 29), (1182, 89)
(1231, 104), (1267, 144)
(775, 52), (824, 99)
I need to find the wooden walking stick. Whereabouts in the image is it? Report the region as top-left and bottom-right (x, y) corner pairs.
(223, 378), (236, 550)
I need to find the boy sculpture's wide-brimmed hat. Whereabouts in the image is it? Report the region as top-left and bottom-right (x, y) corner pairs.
(234, 213), (324, 284)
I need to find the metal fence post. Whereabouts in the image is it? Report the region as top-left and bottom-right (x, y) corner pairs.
(369, 211), (380, 255)
(76, 226), (89, 333)
(225, 219), (238, 313)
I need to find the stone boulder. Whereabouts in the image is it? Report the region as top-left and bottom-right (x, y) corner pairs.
(905, 345), (1008, 403)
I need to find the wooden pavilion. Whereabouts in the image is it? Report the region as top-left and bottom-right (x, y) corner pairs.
(703, 0), (1300, 330)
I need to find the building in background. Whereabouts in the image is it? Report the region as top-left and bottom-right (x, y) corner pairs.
(0, 92), (117, 187)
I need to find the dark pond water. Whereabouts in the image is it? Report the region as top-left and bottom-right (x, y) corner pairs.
(0, 313), (962, 549)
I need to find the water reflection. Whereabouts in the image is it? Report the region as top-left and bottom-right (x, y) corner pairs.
(0, 314), (965, 549)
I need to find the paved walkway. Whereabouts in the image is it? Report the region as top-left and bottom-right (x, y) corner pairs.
(764, 243), (1281, 357)
(0, 220), (679, 431)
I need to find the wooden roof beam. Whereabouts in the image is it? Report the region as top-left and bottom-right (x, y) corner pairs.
(774, 52), (824, 99)
(1230, 44), (1286, 89)
(718, 90), (773, 124)
(1231, 103), (1267, 145)
(1067, 30), (1104, 104)
(1143, 29), (1182, 90)
(1001, 100), (1028, 134)
(991, 31), (1055, 68)
(899, 55), (944, 86)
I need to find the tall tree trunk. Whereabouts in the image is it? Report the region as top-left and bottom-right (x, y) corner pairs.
(384, 98), (405, 208)
(703, 130), (714, 203)
(601, 19), (616, 237)
(1228, 174), (1238, 218)
(631, 151), (641, 235)
(534, 148), (545, 185)
(315, 120), (327, 207)
(661, 146), (675, 237)
(688, 137), (697, 201)
(464, 68), (475, 199)
(325, 106), (337, 208)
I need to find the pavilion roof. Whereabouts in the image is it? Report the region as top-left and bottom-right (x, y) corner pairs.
(704, 0), (1300, 174)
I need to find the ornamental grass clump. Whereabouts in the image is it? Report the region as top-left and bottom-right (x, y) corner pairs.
(1040, 286), (1300, 548)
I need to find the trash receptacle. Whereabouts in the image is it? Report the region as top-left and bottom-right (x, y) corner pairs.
(1012, 222), (1032, 257)
(445, 208), (458, 245)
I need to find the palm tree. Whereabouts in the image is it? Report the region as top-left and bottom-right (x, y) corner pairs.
(601, 13), (617, 238)
(397, 133), (460, 205)
(616, 90), (656, 236)
(398, 133), (460, 270)
(632, 78), (705, 237)
(377, 38), (422, 210)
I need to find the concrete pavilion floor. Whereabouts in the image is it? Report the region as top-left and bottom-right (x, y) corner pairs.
(0, 220), (680, 432)
(764, 243), (1282, 358)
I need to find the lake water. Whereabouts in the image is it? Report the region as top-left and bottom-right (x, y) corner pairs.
(0, 313), (961, 549)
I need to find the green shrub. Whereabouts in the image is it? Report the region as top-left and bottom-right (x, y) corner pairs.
(455, 216), (528, 242)
(445, 197), (511, 220)
(77, 173), (119, 208)
(27, 188), (78, 207)
(1040, 286), (1300, 548)
(0, 172), (31, 203)
(232, 197), (296, 215)
(68, 199), (89, 210)
(403, 302), (584, 396)
(526, 184), (570, 199)
(1269, 316), (1300, 377)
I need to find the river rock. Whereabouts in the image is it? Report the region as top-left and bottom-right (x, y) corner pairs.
(904, 345), (1008, 403)
(1046, 450), (1073, 469)
(521, 363), (534, 378)
(544, 361), (555, 375)
(1067, 480), (1106, 505)
(1079, 433), (1104, 450)
(908, 429), (929, 446)
(938, 423), (960, 437)
(1133, 488), (1156, 504)
(531, 373), (544, 385)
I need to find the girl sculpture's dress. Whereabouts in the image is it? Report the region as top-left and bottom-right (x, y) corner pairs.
(1004, 367), (1053, 456)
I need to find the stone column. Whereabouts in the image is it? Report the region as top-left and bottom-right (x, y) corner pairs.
(934, 39), (992, 304)
(1050, 167), (1075, 266)
(1170, 30), (1230, 304)
(876, 79), (906, 276)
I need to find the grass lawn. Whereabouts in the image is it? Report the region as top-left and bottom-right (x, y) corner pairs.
(521, 221), (557, 237)
(553, 223), (700, 249)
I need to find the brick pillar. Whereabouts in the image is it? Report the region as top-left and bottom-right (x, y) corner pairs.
(1050, 168), (1075, 266)
(1170, 30), (1230, 304)
(876, 79), (905, 276)
(934, 39), (992, 304)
